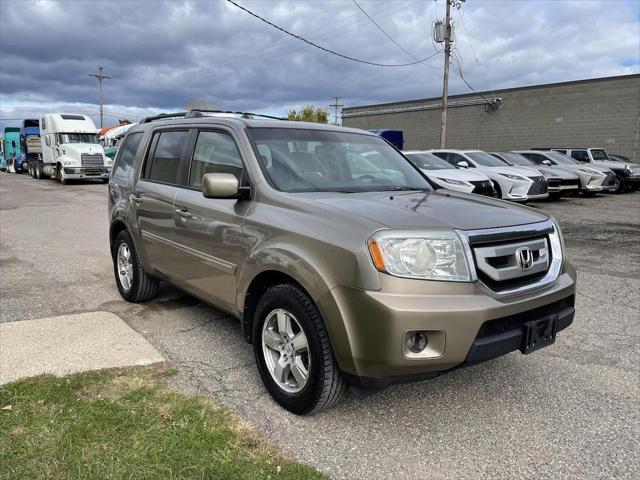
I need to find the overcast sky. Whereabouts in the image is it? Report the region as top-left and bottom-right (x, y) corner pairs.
(1, 0), (638, 129)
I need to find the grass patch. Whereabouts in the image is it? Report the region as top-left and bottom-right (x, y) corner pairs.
(0, 366), (325, 480)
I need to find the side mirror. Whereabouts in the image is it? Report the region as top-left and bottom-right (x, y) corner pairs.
(456, 160), (469, 168)
(541, 159), (552, 166)
(202, 173), (240, 199)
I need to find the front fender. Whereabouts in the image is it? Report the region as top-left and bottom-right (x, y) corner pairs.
(235, 243), (361, 373)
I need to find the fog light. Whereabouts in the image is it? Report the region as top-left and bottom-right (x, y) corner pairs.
(406, 331), (428, 354)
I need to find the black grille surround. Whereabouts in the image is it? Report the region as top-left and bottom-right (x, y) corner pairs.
(476, 296), (575, 339)
(560, 178), (580, 188)
(547, 178), (561, 188)
(527, 176), (548, 195)
(470, 180), (495, 197)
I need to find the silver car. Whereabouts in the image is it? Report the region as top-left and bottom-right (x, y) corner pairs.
(490, 152), (580, 199)
(403, 150), (495, 197)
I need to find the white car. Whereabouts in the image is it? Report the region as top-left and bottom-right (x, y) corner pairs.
(513, 150), (613, 195)
(403, 150), (495, 196)
(490, 151), (580, 198)
(430, 149), (548, 202)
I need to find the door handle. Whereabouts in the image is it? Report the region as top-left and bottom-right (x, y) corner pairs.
(176, 207), (192, 219)
(131, 194), (143, 204)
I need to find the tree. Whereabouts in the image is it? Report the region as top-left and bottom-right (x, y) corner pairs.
(287, 105), (328, 124)
(185, 97), (219, 111)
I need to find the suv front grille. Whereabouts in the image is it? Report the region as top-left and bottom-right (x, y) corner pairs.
(81, 154), (104, 166)
(527, 176), (548, 195)
(470, 180), (494, 197)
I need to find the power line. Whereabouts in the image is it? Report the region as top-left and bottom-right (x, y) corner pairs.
(225, 0), (437, 67)
(351, 0), (419, 61)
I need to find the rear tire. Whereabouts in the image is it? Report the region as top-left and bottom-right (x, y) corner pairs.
(252, 284), (347, 415)
(112, 230), (159, 302)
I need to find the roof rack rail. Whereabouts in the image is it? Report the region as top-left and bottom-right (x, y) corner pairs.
(141, 109), (286, 123)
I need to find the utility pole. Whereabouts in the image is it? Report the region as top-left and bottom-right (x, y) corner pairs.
(439, 0), (453, 148)
(89, 66), (111, 129)
(330, 96), (344, 125)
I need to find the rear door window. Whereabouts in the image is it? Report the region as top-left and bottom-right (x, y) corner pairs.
(143, 130), (189, 184)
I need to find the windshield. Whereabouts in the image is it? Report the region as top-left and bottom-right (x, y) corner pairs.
(500, 152), (535, 166)
(59, 133), (99, 144)
(546, 151), (578, 165)
(466, 151), (509, 167)
(248, 128), (431, 193)
(590, 149), (609, 160)
(405, 152), (452, 170)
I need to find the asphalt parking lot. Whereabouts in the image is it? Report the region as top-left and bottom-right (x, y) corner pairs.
(1, 172), (638, 480)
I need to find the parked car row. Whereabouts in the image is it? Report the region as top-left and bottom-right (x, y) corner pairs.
(399, 147), (639, 202)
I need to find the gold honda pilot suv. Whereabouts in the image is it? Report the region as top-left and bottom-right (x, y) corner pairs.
(108, 110), (576, 415)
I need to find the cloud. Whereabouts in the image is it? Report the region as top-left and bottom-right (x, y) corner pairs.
(1, 0), (638, 130)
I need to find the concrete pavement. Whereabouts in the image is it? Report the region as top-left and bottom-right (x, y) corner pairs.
(0, 311), (163, 384)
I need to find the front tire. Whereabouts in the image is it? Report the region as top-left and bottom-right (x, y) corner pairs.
(252, 284), (347, 415)
(56, 164), (67, 185)
(112, 230), (159, 302)
(611, 175), (625, 194)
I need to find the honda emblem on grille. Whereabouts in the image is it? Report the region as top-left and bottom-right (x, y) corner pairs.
(516, 247), (534, 270)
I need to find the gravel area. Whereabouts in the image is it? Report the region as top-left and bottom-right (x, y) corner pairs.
(1, 172), (638, 479)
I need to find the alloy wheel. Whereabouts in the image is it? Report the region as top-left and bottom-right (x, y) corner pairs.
(116, 242), (134, 291)
(261, 308), (310, 393)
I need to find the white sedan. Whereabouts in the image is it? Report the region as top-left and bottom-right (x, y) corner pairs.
(430, 149), (548, 202)
(403, 150), (495, 197)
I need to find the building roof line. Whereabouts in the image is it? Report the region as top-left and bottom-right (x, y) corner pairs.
(342, 73), (640, 112)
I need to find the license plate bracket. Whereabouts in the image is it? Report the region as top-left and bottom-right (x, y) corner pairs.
(521, 316), (558, 354)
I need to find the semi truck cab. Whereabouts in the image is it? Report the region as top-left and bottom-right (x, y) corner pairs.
(36, 113), (111, 183)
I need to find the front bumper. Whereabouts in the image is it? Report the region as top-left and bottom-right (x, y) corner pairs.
(63, 166), (110, 179)
(319, 263), (576, 384)
(623, 175), (640, 186)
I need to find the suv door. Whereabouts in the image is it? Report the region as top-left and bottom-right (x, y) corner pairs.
(172, 128), (250, 311)
(134, 128), (190, 275)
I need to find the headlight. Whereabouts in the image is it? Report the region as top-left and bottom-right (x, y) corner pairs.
(437, 177), (471, 186)
(368, 230), (471, 281)
(499, 173), (527, 181)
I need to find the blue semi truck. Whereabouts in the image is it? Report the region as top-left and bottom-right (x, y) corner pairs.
(20, 119), (42, 177)
(3, 127), (26, 173)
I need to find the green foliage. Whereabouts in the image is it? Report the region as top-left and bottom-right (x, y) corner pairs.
(287, 105), (329, 124)
(0, 366), (325, 480)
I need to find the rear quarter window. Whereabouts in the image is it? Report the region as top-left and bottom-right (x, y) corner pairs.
(113, 132), (144, 180)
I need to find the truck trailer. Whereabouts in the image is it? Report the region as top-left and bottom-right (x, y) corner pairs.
(34, 113), (111, 183)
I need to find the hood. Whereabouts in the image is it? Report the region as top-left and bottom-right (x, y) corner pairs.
(568, 164), (611, 175)
(60, 143), (105, 157)
(422, 168), (489, 182)
(296, 190), (549, 231)
(594, 160), (632, 172)
(538, 167), (578, 180)
(477, 165), (541, 177)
